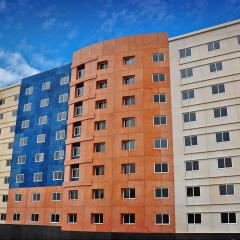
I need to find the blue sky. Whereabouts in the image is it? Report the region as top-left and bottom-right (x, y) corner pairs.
(0, 0), (240, 87)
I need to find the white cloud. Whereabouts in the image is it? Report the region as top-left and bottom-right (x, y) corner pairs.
(97, 0), (175, 34)
(42, 17), (56, 29)
(31, 53), (63, 69)
(0, 49), (39, 87)
(0, 0), (6, 13)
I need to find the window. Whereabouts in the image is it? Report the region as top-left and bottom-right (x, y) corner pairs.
(4, 177), (9, 184)
(73, 122), (81, 137)
(60, 75), (70, 85)
(0, 214), (6, 221)
(122, 117), (135, 127)
(91, 213), (103, 224)
(216, 131), (230, 143)
(187, 213), (201, 224)
(154, 163), (168, 173)
(12, 110), (17, 117)
(153, 93), (166, 103)
(221, 212), (236, 224)
(16, 174), (24, 183)
(59, 93), (68, 103)
(31, 213), (39, 222)
(19, 137), (28, 146)
(8, 142), (13, 149)
(219, 184), (234, 195)
(2, 195), (8, 202)
(42, 81), (51, 90)
(75, 83), (84, 97)
(18, 155), (26, 164)
(154, 139), (168, 149)
(121, 213), (135, 224)
(93, 165), (104, 176)
(56, 130), (65, 140)
(184, 135), (198, 146)
(212, 83), (225, 94)
(95, 121), (106, 130)
(153, 115), (167, 125)
(187, 186), (200, 197)
(155, 214), (170, 224)
(185, 160), (199, 171)
(238, 36), (240, 44)
(14, 94), (19, 101)
(72, 143), (80, 158)
(51, 213), (60, 223)
(53, 171), (63, 180)
(214, 107), (227, 118)
(35, 153), (44, 162)
(68, 213), (77, 223)
(92, 189), (104, 199)
(209, 62), (223, 72)
(180, 68), (193, 78)
(54, 150), (64, 160)
(13, 213), (20, 222)
(97, 61), (108, 69)
(122, 140), (135, 150)
(179, 48), (191, 58)
(32, 193), (40, 202)
(39, 116), (47, 125)
(123, 75), (135, 85)
(37, 134), (46, 143)
(152, 73), (166, 82)
(77, 64), (85, 78)
(40, 98), (49, 107)
(96, 100), (106, 109)
(71, 165), (79, 181)
(10, 125), (15, 133)
(33, 172), (43, 182)
(75, 102), (83, 116)
(0, 113), (3, 120)
(208, 41), (220, 51)
(0, 98), (5, 105)
(23, 103), (32, 112)
(96, 80), (107, 89)
(122, 188), (135, 199)
(25, 87), (33, 95)
(6, 159), (11, 167)
(182, 89), (194, 100)
(57, 112), (67, 121)
(21, 120), (30, 129)
(123, 56), (135, 65)
(183, 112), (196, 123)
(69, 190), (78, 200)
(123, 96), (135, 105)
(152, 53), (164, 62)
(155, 188), (169, 198)
(218, 157), (232, 169)
(14, 193), (22, 202)
(52, 192), (61, 201)
(95, 142), (105, 152)
(122, 163), (135, 174)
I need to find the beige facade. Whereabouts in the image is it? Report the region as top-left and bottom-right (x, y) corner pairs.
(169, 20), (240, 233)
(0, 84), (20, 223)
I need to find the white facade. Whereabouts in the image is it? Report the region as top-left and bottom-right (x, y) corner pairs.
(169, 20), (240, 233)
(0, 84), (19, 223)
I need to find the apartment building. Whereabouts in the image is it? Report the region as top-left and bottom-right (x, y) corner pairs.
(6, 64), (71, 225)
(62, 33), (175, 233)
(169, 20), (240, 233)
(0, 83), (20, 223)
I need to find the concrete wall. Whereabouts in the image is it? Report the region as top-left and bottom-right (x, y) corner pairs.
(169, 20), (240, 233)
(0, 84), (20, 223)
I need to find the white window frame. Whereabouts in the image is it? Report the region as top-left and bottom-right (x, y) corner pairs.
(40, 98), (49, 107)
(21, 120), (30, 129)
(56, 130), (65, 140)
(37, 134), (46, 143)
(35, 153), (44, 162)
(33, 172), (43, 182)
(54, 150), (64, 160)
(58, 93), (68, 103)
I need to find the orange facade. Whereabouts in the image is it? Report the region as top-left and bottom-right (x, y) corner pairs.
(63, 33), (175, 232)
(7, 33), (175, 233)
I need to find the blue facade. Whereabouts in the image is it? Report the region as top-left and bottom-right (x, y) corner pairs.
(9, 64), (71, 188)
